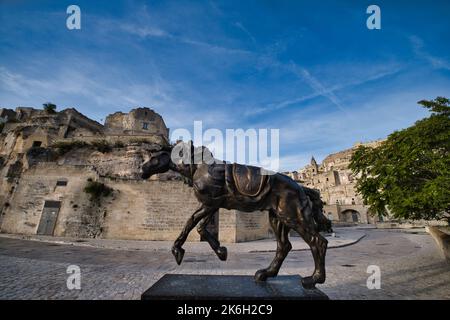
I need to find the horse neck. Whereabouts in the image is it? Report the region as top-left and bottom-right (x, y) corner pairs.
(170, 161), (197, 181)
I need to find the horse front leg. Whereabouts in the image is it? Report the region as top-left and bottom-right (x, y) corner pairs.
(197, 211), (227, 261)
(172, 205), (214, 265)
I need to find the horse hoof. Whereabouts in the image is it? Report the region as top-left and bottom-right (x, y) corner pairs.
(172, 247), (185, 265)
(254, 269), (269, 282)
(216, 246), (227, 261)
(301, 276), (317, 289)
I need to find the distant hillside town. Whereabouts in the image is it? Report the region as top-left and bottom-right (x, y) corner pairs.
(285, 140), (385, 225)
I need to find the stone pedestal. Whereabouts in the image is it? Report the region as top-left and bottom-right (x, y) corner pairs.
(141, 274), (329, 300)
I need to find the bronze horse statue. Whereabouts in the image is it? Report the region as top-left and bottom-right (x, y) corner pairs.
(141, 142), (332, 288)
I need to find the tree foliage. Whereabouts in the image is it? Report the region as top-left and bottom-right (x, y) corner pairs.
(52, 140), (88, 155)
(90, 139), (113, 153)
(349, 97), (450, 221)
(43, 102), (57, 114)
(84, 179), (113, 202)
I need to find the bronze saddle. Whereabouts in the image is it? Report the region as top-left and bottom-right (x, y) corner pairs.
(230, 163), (268, 197)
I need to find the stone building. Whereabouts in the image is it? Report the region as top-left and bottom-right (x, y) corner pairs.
(1, 107), (104, 151)
(105, 107), (169, 138)
(0, 105), (268, 243)
(286, 140), (385, 224)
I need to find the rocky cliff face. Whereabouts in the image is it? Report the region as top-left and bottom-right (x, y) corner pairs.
(25, 142), (182, 181)
(88, 146), (146, 180)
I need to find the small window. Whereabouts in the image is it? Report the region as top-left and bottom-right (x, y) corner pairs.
(142, 122), (149, 130)
(56, 180), (68, 187)
(32, 141), (42, 147)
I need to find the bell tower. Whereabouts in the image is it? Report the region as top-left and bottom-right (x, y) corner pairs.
(311, 156), (319, 174)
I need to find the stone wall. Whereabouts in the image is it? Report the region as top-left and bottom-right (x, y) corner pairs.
(323, 204), (372, 224)
(0, 163), (270, 242)
(218, 209), (269, 243)
(0, 164), (97, 235)
(218, 209), (237, 243)
(100, 179), (201, 241)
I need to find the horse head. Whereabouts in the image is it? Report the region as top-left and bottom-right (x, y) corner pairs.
(141, 145), (173, 179)
(141, 141), (217, 180)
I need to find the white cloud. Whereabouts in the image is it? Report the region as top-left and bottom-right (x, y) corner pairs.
(0, 60), (235, 132)
(178, 37), (251, 55)
(278, 154), (312, 172)
(290, 64), (347, 113)
(245, 63), (403, 116)
(273, 85), (443, 171)
(110, 3), (252, 56)
(410, 35), (450, 70)
(234, 22), (257, 45)
(120, 24), (170, 38)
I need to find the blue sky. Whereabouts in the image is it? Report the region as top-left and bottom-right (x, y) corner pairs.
(1, 0), (449, 171)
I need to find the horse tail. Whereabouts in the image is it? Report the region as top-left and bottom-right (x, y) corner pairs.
(303, 186), (333, 233)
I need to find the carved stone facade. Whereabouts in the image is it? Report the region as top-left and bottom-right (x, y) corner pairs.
(286, 140), (386, 225)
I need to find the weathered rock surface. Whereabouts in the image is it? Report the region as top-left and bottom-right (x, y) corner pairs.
(427, 226), (450, 263)
(23, 142), (183, 181)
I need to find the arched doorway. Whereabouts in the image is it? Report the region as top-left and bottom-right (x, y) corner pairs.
(341, 209), (360, 223)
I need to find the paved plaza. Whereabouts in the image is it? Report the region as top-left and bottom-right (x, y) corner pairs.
(0, 227), (449, 300)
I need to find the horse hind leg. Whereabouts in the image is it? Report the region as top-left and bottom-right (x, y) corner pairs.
(295, 223), (328, 289)
(291, 198), (328, 288)
(197, 212), (227, 261)
(255, 210), (292, 281)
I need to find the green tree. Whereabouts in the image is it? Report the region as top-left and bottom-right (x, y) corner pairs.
(43, 102), (57, 114)
(349, 97), (450, 222)
(84, 179), (113, 202)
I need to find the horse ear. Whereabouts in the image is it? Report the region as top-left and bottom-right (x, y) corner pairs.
(190, 141), (194, 159)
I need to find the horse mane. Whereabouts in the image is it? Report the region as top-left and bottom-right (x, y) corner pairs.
(159, 141), (217, 164)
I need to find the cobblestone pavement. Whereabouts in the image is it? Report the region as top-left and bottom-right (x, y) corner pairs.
(0, 228), (449, 300)
(0, 227), (366, 253)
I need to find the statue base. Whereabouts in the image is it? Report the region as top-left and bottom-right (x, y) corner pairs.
(141, 274), (329, 300)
